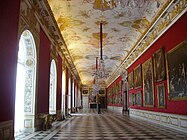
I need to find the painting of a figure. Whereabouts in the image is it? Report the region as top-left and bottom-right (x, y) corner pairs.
(157, 83), (166, 108)
(167, 41), (187, 100)
(128, 72), (134, 90)
(135, 91), (142, 106)
(129, 93), (134, 106)
(142, 58), (154, 106)
(154, 48), (166, 82)
(134, 65), (142, 88)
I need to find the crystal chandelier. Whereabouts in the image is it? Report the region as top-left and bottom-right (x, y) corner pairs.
(92, 22), (108, 92)
(97, 22), (108, 79)
(93, 57), (100, 93)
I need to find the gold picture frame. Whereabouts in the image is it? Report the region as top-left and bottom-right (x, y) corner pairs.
(157, 83), (166, 108)
(153, 47), (166, 82)
(135, 91), (142, 106)
(128, 71), (134, 90)
(166, 40), (187, 100)
(142, 58), (154, 107)
(129, 93), (134, 106)
(134, 65), (142, 89)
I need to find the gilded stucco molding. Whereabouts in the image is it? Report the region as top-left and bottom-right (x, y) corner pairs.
(106, 0), (187, 87)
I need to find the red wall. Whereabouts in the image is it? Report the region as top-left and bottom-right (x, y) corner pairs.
(107, 76), (122, 106)
(128, 12), (187, 115)
(0, 0), (20, 122)
(37, 28), (50, 114)
(57, 55), (62, 110)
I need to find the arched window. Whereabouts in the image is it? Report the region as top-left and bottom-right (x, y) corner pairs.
(72, 81), (75, 108)
(68, 78), (71, 110)
(62, 71), (66, 115)
(15, 30), (37, 135)
(49, 59), (57, 114)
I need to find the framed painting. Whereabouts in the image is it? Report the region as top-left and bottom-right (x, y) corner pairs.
(119, 81), (122, 93)
(157, 83), (166, 108)
(135, 91), (142, 106)
(128, 72), (134, 90)
(166, 40), (187, 100)
(129, 93), (134, 106)
(134, 65), (142, 88)
(153, 47), (166, 82)
(142, 58), (154, 107)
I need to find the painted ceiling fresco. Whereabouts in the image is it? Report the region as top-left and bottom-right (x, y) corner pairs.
(48, 0), (169, 85)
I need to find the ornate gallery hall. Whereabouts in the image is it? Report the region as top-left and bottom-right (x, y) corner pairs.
(0, 0), (187, 139)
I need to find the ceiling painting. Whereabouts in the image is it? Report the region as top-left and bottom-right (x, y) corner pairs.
(48, 0), (170, 86)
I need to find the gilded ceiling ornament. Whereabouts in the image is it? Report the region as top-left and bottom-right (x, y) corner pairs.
(111, 28), (119, 32)
(82, 27), (90, 32)
(119, 21), (132, 27)
(93, 0), (115, 11)
(88, 38), (108, 48)
(131, 17), (149, 33)
(95, 20), (108, 25)
(114, 12), (125, 19)
(110, 56), (121, 60)
(71, 36), (81, 41)
(92, 32), (107, 39)
(79, 10), (91, 18)
(57, 16), (85, 31)
(118, 35), (133, 43)
(73, 56), (84, 61)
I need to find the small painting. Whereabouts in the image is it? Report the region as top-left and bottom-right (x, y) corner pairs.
(167, 40), (187, 100)
(129, 93), (134, 106)
(135, 91), (142, 106)
(119, 81), (122, 93)
(153, 47), (166, 82)
(134, 65), (142, 88)
(128, 72), (134, 90)
(157, 83), (166, 108)
(142, 58), (154, 107)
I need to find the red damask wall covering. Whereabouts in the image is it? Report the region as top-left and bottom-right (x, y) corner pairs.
(128, 12), (187, 115)
(37, 28), (51, 114)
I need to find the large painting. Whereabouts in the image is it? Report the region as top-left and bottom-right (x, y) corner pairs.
(134, 65), (142, 88)
(128, 72), (134, 90)
(167, 41), (187, 100)
(153, 48), (166, 82)
(142, 58), (154, 107)
(135, 91), (142, 106)
(157, 83), (166, 108)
